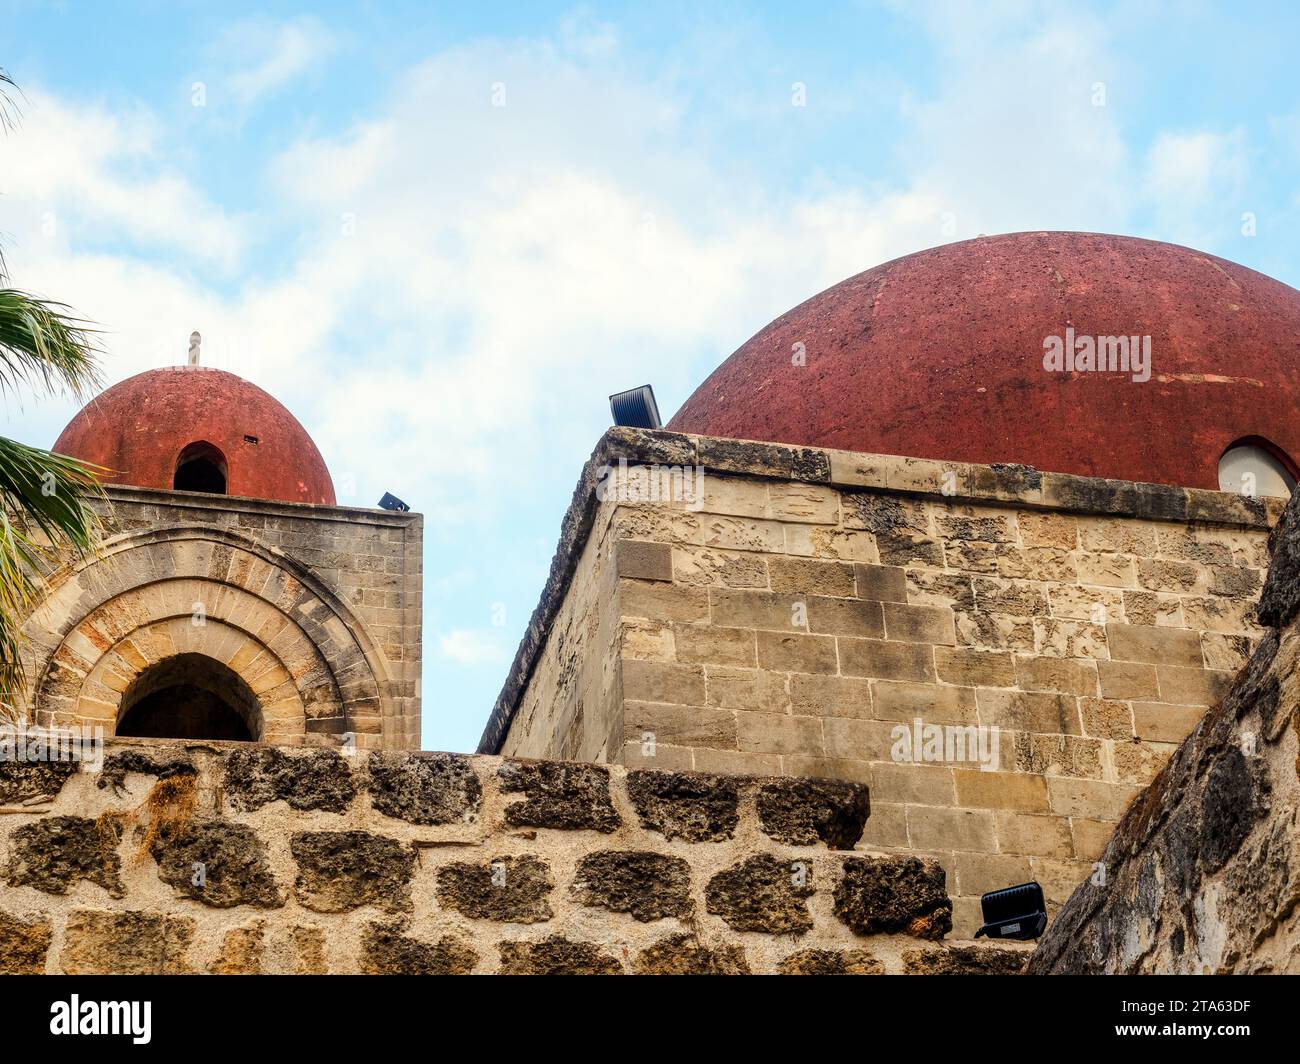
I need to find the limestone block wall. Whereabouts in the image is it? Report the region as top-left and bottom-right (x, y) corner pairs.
(0, 738), (1026, 975)
(1032, 488), (1300, 973)
(15, 485), (422, 750)
(486, 429), (1281, 935)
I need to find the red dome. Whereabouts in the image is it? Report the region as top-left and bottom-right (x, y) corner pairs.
(669, 232), (1300, 490)
(54, 367), (336, 506)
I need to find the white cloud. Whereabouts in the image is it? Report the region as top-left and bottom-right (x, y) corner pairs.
(438, 629), (510, 666)
(0, 90), (244, 270)
(221, 16), (338, 107)
(1145, 129), (1247, 207)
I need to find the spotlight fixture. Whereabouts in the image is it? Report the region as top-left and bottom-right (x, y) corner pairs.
(972, 881), (1048, 941)
(377, 492), (410, 512)
(609, 385), (662, 429)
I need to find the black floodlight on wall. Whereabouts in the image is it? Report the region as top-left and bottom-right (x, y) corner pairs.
(377, 492), (410, 512)
(609, 385), (662, 429)
(973, 881), (1048, 941)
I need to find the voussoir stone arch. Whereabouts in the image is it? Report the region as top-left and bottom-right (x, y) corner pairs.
(20, 525), (393, 745)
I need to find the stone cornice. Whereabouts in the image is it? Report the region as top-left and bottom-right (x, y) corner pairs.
(104, 483), (422, 529)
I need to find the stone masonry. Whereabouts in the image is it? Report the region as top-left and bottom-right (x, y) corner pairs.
(0, 737), (1027, 974)
(484, 428), (1281, 936)
(1031, 483), (1300, 973)
(14, 484), (422, 750)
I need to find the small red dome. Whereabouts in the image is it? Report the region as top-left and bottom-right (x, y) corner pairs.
(668, 232), (1300, 490)
(54, 367), (336, 506)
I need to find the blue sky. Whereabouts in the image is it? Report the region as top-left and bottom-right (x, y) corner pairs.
(2, 1), (1299, 753)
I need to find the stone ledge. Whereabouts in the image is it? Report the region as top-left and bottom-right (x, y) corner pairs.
(103, 483), (423, 528)
(478, 427), (1282, 754)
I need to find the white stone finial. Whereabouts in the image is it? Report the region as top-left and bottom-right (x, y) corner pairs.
(188, 331), (201, 366)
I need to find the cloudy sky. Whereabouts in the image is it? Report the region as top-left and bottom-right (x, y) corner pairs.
(2, 1), (1298, 752)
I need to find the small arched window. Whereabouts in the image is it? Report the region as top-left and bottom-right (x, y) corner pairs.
(1218, 437), (1296, 499)
(174, 441), (228, 495)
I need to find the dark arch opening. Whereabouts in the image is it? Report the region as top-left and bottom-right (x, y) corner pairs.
(174, 441), (228, 495)
(117, 653), (260, 741)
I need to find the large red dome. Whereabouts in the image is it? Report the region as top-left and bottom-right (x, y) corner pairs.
(669, 232), (1300, 489)
(54, 367), (336, 506)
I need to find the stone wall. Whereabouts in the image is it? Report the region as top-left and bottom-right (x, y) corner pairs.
(486, 429), (1281, 935)
(0, 737), (1026, 974)
(15, 485), (422, 750)
(1030, 488), (1300, 973)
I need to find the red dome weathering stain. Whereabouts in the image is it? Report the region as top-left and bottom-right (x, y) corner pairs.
(668, 231), (1300, 490)
(54, 367), (336, 506)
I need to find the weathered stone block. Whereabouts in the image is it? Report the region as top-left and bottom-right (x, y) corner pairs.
(0, 759), (77, 803)
(498, 760), (620, 832)
(933, 647), (1014, 687)
(224, 747), (356, 813)
(497, 935), (623, 975)
(953, 770), (1049, 813)
(777, 948), (883, 975)
(755, 630), (838, 673)
(833, 856), (952, 939)
(626, 769), (739, 842)
(882, 602), (957, 644)
(839, 637), (935, 682)
(151, 819), (283, 908)
(571, 851), (693, 921)
(769, 557), (856, 597)
(291, 831), (415, 912)
(0, 911), (52, 974)
(6, 816), (124, 897)
(756, 777), (870, 849)
(902, 944), (1027, 974)
(855, 563), (908, 602)
(1106, 623), (1202, 667)
(788, 674), (873, 719)
(616, 539), (674, 582)
(705, 855), (815, 934)
(61, 910), (195, 974)
(362, 922), (479, 975)
(436, 855), (554, 923)
(635, 934), (749, 974)
(367, 751), (481, 825)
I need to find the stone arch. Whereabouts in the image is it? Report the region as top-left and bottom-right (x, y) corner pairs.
(19, 525), (394, 746)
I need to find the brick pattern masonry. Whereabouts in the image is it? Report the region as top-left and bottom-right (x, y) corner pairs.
(0, 740), (1027, 974)
(492, 429), (1281, 936)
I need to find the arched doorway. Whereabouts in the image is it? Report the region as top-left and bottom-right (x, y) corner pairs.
(117, 653), (261, 741)
(174, 441), (228, 494)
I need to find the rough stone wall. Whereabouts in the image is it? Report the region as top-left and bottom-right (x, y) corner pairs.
(489, 429), (1280, 936)
(499, 498), (622, 762)
(1030, 488), (1300, 973)
(0, 738), (1027, 974)
(15, 485), (422, 750)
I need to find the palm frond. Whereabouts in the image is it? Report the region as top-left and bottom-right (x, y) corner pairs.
(0, 436), (107, 703)
(0, 288), (103, 401)
(0, 68), (20, 134)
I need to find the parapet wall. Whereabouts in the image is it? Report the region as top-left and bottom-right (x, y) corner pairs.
(485, 429), (1281, 935)
(0, 738), (1025, 974)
